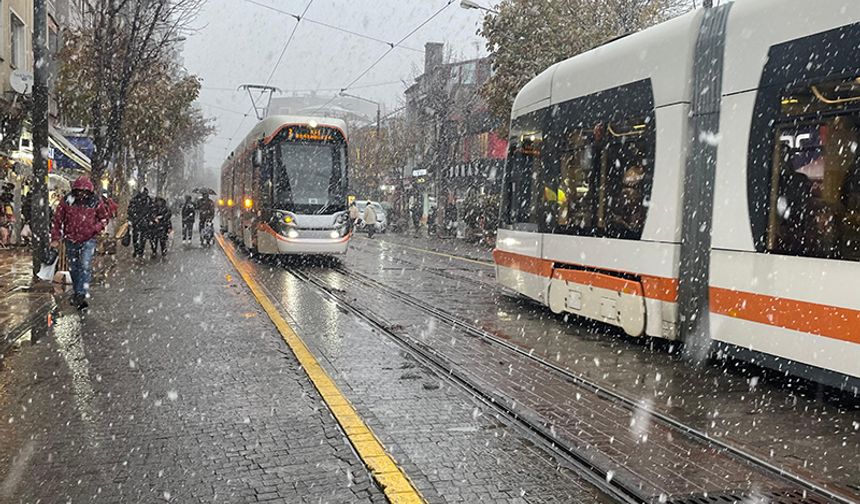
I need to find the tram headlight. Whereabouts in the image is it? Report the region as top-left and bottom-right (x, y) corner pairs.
(329, 230), (340, 239)
(287, 229), (299, 239)
(274, 210), (297, 226)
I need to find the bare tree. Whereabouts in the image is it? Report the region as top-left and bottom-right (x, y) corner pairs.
(66, 0), (203, 181)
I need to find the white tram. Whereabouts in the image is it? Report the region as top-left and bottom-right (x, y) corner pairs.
(220, 115), (351, 255)
(495, 0), (860, 388)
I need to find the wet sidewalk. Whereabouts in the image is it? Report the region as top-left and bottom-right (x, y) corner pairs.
(0, 248), (55, 354)
(0, 245), (382, 503)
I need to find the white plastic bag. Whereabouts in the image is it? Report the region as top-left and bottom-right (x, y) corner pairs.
(36, 257), (58, 282)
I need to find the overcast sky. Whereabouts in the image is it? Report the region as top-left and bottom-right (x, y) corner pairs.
(183, 0), (490, 171)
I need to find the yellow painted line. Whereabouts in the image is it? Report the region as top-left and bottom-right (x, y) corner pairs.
(216, 234), (425, 504)
(371, 238), (494, 267)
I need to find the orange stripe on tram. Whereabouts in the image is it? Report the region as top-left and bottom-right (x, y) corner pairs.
(710, 287), (860, 345)
(493, 249), (677, 302)
(552, 268), (644, 297)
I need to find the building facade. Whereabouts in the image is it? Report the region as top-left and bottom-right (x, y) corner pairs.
(0, 0), (34, 158)
(403, 42), (506, 239)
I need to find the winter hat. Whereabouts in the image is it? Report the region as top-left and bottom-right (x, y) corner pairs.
(72, 176), (95, 192)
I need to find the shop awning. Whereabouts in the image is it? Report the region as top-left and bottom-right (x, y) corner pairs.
(49, 126), (91, 173)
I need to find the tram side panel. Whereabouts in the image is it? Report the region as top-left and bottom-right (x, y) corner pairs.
(709, 3), (860, 384)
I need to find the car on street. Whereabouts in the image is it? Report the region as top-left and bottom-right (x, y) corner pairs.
(354, 200), (387, 233)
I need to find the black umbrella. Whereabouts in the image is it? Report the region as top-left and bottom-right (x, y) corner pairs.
(192, 187), (217, 195)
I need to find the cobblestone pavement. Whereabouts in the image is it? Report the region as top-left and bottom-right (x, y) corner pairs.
(245, 250), (610, 503)
(345, 235), (860, 498)
(0, 249), (55, 353)
(369, 233), (492, 264)
(0, 244), (383, 503)
(0, 248), (33, 293)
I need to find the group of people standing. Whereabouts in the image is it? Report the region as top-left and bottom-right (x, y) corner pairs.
(127, 189), (215, 258)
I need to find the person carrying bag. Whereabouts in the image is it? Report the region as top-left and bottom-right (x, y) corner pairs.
(50, 176), (111, 310)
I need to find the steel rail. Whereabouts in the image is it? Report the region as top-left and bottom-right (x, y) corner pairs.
(326, 264), (856, 504)
(284, 265), (646, 504)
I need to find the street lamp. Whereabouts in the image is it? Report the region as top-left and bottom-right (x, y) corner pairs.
(459, 0), (499, 14)
(339, 91), (381, 136)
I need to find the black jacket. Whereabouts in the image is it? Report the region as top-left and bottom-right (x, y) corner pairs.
(181, 202), (196, 223)
(129, 192), (151, 226)
(198, 198), (215, 222)
(149, 204), (172, 234)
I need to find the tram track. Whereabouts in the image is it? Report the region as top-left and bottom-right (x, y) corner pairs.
(284, 265), (644, 504)
(284, 262), (856, 504)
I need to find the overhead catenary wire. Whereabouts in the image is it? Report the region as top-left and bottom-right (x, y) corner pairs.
(202, 80), (406, 94)
(225, 0), (315, 153)
(313, 0), (455, 115)
(244, 0), (423, 53)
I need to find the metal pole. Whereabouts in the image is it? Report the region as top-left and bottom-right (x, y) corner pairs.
(376, 105), (381, 137)
(31, 0), (49, 274)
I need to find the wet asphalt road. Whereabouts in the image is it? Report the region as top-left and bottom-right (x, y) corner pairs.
(341, 234), (860, 498)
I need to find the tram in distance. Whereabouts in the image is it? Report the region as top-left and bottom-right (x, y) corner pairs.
(220, 115), (351, 255)
(495, 0), (860, 389)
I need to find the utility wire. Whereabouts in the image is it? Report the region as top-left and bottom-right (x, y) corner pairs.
(244, 0), (423, 53)
(225, 0), (315, 153)
(265, 0), (315, 85)
(202, 80), (405, 94)
(314, 0), (454, 114)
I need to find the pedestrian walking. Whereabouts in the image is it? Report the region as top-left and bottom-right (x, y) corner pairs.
(149, 197), (172, 258)
(128, 188), (151, 258)
(197, 193), (215, 245)
(181, 195), (196, 244)
(363, 201), (378, 239)
(411, 204), (422, 236)
(50, 176), (111, 310)
(348, 201), (359, 225)
(0, 183), (14, 246)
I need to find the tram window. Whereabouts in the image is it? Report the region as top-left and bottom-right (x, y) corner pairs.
(768, 87), (860, 261)
(502, 111), (544, 230)
(502, 136), (541, 229)
(601, 119), (652, 240)
(556, 130), (596, 233)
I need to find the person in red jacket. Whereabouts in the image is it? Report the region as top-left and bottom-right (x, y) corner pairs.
(50, 176), (110, 310)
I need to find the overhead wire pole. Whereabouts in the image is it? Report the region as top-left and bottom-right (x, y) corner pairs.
(31, 0), (49, 273)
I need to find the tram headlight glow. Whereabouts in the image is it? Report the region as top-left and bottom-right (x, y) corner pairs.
(287, 229), (299, 239)
(243, 198), (253, 209)
(227, 199), (234, 207)
(218, 199), (225, 206)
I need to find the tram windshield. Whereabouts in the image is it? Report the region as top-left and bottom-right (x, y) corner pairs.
(273, 138), (347, 213)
